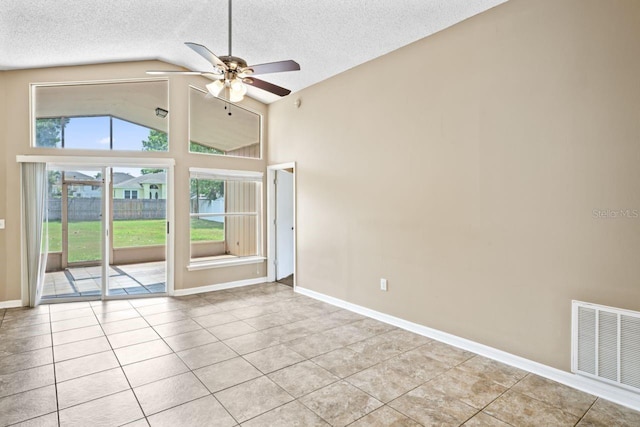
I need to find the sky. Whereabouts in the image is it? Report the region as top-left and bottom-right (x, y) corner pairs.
(63, 116), (151, 151)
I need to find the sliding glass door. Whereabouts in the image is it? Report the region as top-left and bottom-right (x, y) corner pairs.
(41, 164), (171, 301)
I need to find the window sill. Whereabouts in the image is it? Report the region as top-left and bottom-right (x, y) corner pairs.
(187, 256), (266, 271)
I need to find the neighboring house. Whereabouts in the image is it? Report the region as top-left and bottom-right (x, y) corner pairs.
(64, 171), (101, 198)
(113, 172), (167, 200)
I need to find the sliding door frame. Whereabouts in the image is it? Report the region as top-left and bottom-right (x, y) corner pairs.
(17, 155), (175, 303)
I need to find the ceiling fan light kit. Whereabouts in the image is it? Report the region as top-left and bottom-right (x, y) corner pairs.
(147, 0), (299, 104)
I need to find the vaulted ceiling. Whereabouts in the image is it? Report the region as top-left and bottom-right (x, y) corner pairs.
(0, 0), (507, 103)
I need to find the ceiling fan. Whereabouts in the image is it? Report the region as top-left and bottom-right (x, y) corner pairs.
(147, 0), (300, 102)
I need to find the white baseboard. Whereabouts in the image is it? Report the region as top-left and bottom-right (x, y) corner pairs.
(0, 300), (24, 309)
(173, 277), (268, 297)
(295, 286), (640, 412)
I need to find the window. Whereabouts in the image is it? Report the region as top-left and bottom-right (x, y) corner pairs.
(189, 168), (263, 268)
(33, 81), (169, 152)
(189, 87), (261, 159)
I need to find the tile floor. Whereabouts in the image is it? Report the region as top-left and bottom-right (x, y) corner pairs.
(42, 262), (166, 299)
(1, 283), (639, 426)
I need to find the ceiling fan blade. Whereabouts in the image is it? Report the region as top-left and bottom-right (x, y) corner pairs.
(244, 77), (291, 97)
(247, 60), (300, 75)
(185, 42), (228, 71)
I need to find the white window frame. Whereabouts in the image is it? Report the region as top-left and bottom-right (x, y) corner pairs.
(187, 167), (265, 271)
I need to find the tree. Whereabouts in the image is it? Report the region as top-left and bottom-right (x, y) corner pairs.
(36, 118), (68, 147)
(141, 130), (168, 174)
(189, 141), (224, 155)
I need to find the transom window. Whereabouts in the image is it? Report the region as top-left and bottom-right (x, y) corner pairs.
(33, 81), (169, 152)
(189, 86), (261, 159)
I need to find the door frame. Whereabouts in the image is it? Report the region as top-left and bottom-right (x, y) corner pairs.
(267, 162), (296, 288)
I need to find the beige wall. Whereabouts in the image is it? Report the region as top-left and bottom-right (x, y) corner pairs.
(0, 60), (267, 301)
(268, 0), (640, 371)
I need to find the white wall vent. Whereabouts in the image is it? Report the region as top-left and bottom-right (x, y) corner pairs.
(572, 301), (640, 392)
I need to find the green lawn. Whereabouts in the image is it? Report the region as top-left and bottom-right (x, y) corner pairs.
(45, 219), (224, 262)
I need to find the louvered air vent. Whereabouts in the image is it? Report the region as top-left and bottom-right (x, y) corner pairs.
(572, 301), (640, 392)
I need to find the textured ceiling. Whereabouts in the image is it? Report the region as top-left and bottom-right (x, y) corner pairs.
(0, 0), (507, 103)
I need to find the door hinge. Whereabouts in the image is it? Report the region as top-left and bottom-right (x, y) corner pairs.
(167, 222), (170, 234)
(274, 178), (277, 185)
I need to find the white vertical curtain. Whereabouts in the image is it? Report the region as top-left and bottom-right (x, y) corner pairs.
(22, 162), (48, 307)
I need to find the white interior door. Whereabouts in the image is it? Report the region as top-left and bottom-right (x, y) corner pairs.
(276, 170), (294, 280)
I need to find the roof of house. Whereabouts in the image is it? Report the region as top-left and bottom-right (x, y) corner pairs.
(112, 172), (135, 185)
(114, 172), (166, 189)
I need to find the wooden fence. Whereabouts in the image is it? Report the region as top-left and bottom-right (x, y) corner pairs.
(48, 198), (166, 221)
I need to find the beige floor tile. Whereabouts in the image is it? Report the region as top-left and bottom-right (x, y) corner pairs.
(194, 357), (262, 393)
(214, 376), (293, 423)
(389, 384), (478, 426)
(577, 398), (640, 427)
(147, 395), (236, 427)
(164, 329), (217, 352)
(51, 315), (99, 333)
(55, 350), (119, 382)
(53, 336), (110, 362)
(411, 339), (475, 367)
(243, 344), (305, 374)
(0, 334), (52, 358)
(311, 347), (378, 378)
(0, 364), (55, 399)
(349, 406), (422, 426)
(153, 318), (202, 338)
(512, 374), (597, 417)
(285, 332), (344, 359)
(123, 353), (189, 387)
(0, 322), (51, 340)
(243, 313), (292, 330)
(52, 324), (104, 346)
(1, 314), (51, 330)
(134, 372), (209, 416)
(457, 355), (527, 388)
(207, 320), (256, 340)
(346, 361), (430, 403)
(242, 400), (329, 426)
(177, 341), (237, 370)
(268, 360), (339, 398)
(463, 411), (513, 426)
(11, 411), (59, 427)
(418, 367), (507, 409)
(96, 309), (141, 324)
(101, 317), (149, 335)
(107, 327), (160, 349)
(299, 381), (382, 427)
(0, 347), (53, 376)
(114, 339), (173, 365)
(122, 418), (149, 427)
(59, 389), (144, 427)
(143, 310), (188, 326)
(50, 307), (95, 322)
(90, 300), (133, 314)
(224, 331), (281, 355)
(57, 367), (130, 409)
(192, 312), (239, 328)
(484, 390), (579, 426)
(0, 385), (57, 426)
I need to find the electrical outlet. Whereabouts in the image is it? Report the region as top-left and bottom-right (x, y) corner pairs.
(0, 219), (5, 229)
(380, 278), (388, 291)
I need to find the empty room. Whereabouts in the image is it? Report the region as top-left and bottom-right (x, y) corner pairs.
(1, 0), (639, 426)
